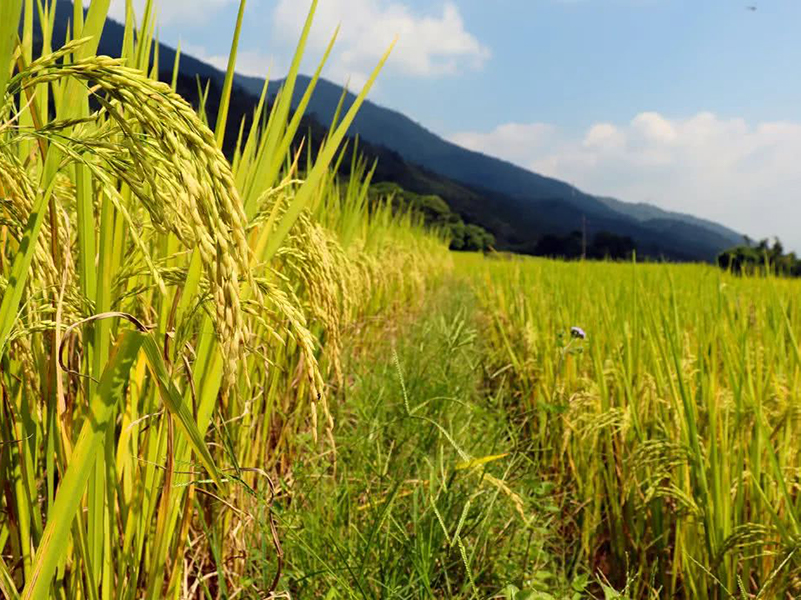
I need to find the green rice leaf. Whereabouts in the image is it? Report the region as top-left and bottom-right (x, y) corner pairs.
(140, 335), (223, 489)
(0, 0), (23, 96)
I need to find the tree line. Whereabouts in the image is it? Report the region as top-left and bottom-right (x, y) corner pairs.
(370, 182), (496, 252)
(718, 237), (801, 276)
(531, 230), (635, 260)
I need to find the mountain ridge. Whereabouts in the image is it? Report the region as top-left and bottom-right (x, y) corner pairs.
(253, 74), (743, 249)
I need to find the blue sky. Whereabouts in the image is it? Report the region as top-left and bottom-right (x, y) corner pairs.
(103, 0), (801, 249)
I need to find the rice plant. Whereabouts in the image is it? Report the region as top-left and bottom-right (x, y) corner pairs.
(0, 1), (451, 597)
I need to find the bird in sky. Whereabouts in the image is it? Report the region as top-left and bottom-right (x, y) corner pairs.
(746, 5), (757, 11)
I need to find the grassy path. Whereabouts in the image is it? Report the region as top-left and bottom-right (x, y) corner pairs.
(267, 280), (589, 599)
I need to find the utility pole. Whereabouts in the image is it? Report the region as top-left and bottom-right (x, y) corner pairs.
(572, 185), (587, 261)
(581, 214), (587, 260)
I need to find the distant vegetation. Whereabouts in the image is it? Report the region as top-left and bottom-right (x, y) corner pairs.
(531, 230), (635, 260)
(370, 181), (496, 252)
(718, 237), (801, 276)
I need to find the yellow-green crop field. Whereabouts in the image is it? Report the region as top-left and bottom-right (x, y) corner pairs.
(2, 1), (801, 599)
(459, 255), (801, 598)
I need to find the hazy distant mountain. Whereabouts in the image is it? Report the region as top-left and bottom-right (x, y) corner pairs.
(595, 196), (743, 246)
(44, 1), (745, 261)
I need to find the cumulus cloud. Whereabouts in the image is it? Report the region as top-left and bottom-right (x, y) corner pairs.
(450, 112), (801, 250)
(583, 123), (625, 150)
(85, 0), (236, 25)
(273, 0), (490, 84)
(450, 123), (558, 166)
(181, 43), (280, 78)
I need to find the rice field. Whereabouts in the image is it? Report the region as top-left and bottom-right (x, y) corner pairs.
(459, 254), (801, 598)
(2, 1), (801, 599)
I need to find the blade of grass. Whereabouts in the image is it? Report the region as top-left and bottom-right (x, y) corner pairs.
(0, 0), (23, 94)
(214, 0), (247, 148)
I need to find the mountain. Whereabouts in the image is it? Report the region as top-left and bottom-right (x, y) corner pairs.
(42, 1), (745, 261)
(242, 74), (744, 260)
(595, 196), (744, 245)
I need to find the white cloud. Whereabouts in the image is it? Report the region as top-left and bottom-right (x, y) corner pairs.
(85, 0), (236, 26)
(583, 123), (624, 150)
(450, 123), (557, 166)
(181, 43), (281, 78)
(450, 112), (801, 250)
(631, 112), (677, 144)
(273, 0), (490, 84)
